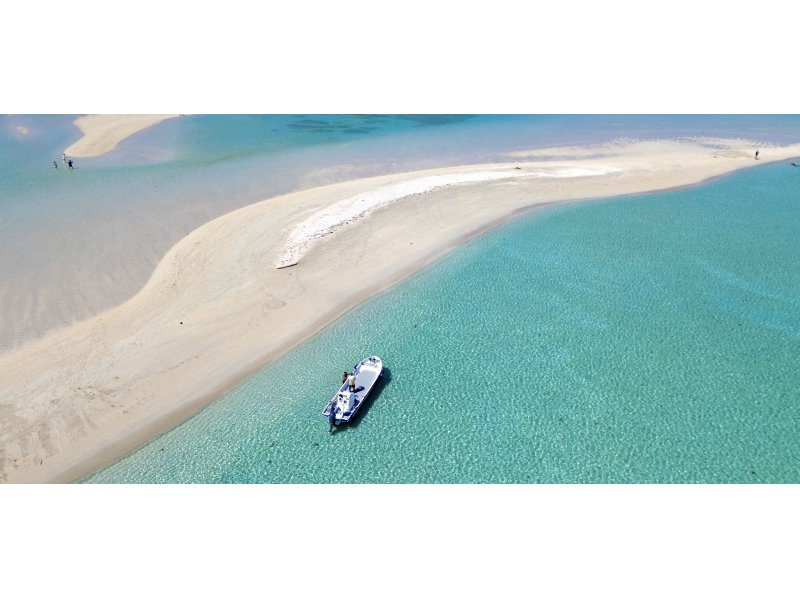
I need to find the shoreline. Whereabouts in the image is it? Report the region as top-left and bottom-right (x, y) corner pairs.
(63, 114), (181, 157)
(2, 137), (799, 483)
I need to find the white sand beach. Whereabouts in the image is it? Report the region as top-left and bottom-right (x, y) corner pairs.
(63, 114), (181, 157)
(1, 137), (798, 483)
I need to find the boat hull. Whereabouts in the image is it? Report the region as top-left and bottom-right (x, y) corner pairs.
(322, 356), (383, 425)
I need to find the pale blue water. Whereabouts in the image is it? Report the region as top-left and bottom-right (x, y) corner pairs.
(4, 115), (512, 350)
(86, 160), (800, 483)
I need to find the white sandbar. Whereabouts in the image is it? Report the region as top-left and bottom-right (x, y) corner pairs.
(1, 137), (798, 483)
(276, 166), (621, 267)
(64, 114), (181, 157)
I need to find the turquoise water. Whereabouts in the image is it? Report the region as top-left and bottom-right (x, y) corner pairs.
(3, 114), (800, 353)
(86, 161), (800, 483)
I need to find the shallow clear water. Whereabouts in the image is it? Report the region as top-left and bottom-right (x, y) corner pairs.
(86, 161), (800, 483)
(1, 114), (499, 351)
(3, 114), (800, 353)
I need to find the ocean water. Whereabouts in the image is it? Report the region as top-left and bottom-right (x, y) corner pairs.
(3, 114), (800, 354)
(86, 160), (800, 483)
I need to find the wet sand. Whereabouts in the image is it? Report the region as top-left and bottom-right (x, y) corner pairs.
(1, 137), (798, 483)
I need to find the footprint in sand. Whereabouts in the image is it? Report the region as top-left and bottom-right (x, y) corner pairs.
(265, 296), (286, 310)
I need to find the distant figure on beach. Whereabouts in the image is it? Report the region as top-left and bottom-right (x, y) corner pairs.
(347, 373), (356, 392)
(63, 153), (67, 166)
(755, 150), (760, 160)
(68, 159), (73, 170)
(341, 371), (348, 384)
(53, 161), (58, 169)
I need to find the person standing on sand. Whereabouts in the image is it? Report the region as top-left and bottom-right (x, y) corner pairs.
(755, 150), (760, 160)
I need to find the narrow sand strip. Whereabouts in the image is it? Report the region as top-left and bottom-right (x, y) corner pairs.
(1, 138), (798, 483)
(276, 166), (621, 267)
(64, 115), (181, 157)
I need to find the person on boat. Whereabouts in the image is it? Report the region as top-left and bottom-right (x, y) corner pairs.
(342, 371), (349, 384)
(328, 403), (337, 433)
(347, 373), (356, 392)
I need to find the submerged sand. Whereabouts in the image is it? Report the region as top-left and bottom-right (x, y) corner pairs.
(64, 114), (181, 157)
(1, 137), (798, 483)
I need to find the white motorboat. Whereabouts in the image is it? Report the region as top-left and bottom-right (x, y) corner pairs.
(323, 356), (383, 431)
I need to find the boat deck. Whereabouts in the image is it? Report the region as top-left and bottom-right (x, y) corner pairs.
(323, 356), (383, 424)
